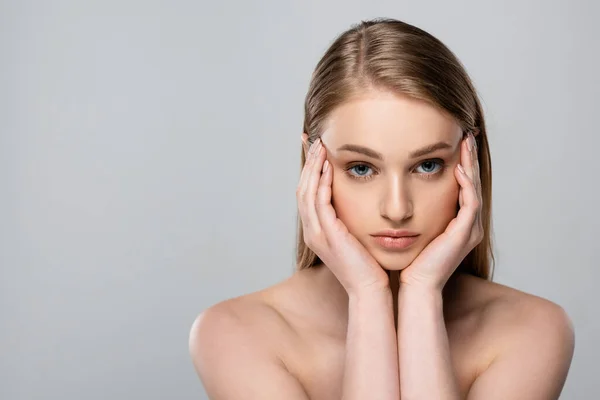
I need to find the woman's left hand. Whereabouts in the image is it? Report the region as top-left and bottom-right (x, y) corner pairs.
(399, 131), (484, 292)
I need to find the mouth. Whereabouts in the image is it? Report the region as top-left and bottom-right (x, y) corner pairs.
(370, 234), (420, 250)
(371, 229), (419, 238)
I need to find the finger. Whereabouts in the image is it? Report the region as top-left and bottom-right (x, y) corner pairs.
(456, 136), (471, 208)
(472, 135), (482, 202)
(464, 132), (483, 209)
(315, 156), (338, 236)
(302, 139), (327, 233)
(470, 133), (483, 230)
(298, 137), (318, 184)
(297, 138), (322, 231)
(461, 133), (475, 182)
(453, 161), (479, 237)
(301, 135), (309, 158)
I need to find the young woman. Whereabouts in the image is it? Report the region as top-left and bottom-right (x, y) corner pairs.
(189, 18), (575, 399)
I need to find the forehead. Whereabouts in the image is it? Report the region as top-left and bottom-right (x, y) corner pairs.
(321, 91), (462, 157)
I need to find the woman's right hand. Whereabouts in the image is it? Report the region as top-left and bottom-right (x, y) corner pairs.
(297, 136), (390, 295)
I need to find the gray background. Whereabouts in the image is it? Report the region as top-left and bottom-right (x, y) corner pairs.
(1, 0), (597, 399)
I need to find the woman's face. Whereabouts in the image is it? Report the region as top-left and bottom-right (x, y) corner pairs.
(319, 90), (463, 271)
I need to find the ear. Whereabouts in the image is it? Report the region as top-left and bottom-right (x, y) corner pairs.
(301, 132), (309, 158)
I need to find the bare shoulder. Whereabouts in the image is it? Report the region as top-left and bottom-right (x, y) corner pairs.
(455, 274), (574, 340)
(453, 274), (575, 399)
(188, 284), (309, 399)
(188, 286), (292, 366)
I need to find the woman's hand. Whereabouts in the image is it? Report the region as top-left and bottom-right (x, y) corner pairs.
(297, 136), (390, 295)
(399, 132), (484, 292)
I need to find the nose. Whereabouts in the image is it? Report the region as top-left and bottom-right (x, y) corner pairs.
(380, 178), (413, 223)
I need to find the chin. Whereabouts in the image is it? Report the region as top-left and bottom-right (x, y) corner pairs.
(379, 263), (409, 271)
(372, 249), (419, 271)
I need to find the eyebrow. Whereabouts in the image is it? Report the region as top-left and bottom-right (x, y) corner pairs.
(337, 141), (453, 161)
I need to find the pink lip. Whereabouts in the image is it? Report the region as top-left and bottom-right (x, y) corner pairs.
(371, 229), (419, 238)
(371, 234), (419, 250)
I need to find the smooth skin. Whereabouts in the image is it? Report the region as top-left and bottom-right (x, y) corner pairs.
(189, 91), (575, 399)
(299, 134), (399, 399)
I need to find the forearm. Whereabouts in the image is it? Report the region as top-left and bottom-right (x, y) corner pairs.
(397, 286), (460, 400)
(342, 286), (400, 400)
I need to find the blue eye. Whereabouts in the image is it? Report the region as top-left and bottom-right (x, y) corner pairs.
(345, 159), (446, 182)
(416, 160), (441, 174)
(415, 159), (446, 179)
(346, 164), (375, 181)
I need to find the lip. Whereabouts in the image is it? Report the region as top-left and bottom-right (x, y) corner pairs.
(371, 235), (419, 250)
(371, 229), (419, 238)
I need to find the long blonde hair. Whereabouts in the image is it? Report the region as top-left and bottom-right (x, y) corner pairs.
(295, 18), (495, 281)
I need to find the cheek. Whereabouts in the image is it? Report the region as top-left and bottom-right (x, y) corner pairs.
(330, 172), (461, 237)
(331, 179), (369, 232)
(419, 177), (460, 233)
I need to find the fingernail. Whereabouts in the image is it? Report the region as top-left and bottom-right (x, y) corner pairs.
(457, 164), (465, 174)
(323, 160), (329, 172)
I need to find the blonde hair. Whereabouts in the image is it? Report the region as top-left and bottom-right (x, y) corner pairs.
(295, 18), (495, 281)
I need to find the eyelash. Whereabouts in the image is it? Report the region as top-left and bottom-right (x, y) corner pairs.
(344, 159), (447, 182)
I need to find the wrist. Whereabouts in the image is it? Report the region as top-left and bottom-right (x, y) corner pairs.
(347, 282), (392, 300)
(398, 283), (443, 301)
(399, 274), (445, 294)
